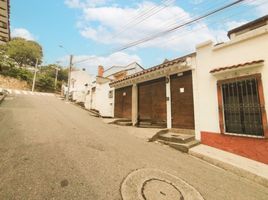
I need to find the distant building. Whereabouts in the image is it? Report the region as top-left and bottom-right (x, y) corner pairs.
(85, 62), (143, 117)
(70, 69), (94, 103)
(0, 0), (10, 43)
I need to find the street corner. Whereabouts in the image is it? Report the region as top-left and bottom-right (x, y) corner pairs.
(120, 168), (204, 200)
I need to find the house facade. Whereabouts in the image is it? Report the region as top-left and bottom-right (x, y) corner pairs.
(110, 54), (196, 130)
(0, 0), (10, 43)
(110, 15), (268, 164)
(85, 62), (143, 117)
(194, 15), (268, 164)
(70, 69), (94, 103)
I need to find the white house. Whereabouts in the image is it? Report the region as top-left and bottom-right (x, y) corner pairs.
(85, 62), (143, 117)
(194, 15), (268, 164)
(70, 69), (94, 103)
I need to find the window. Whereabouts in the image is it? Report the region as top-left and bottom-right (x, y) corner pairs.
(217, 74), (267, 137)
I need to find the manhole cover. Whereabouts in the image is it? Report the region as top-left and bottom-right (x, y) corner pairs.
(121, 168), (204, 200)
(142, 179), (184, 200)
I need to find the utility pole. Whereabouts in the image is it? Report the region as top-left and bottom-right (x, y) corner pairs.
(66, 55), (73, 101)
(54, 66), (60, 90)
(32, 58), (39, 92)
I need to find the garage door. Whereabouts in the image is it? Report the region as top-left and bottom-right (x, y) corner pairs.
(138, 78), (166, 125)
(114, 86), (132, 119)
(171, 71), (195, 129)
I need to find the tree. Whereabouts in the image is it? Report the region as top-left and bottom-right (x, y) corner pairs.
(0, 44), (16, 72)
(6, 37), (43, 67)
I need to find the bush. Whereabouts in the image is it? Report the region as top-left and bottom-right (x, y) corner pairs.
(0, 67), (33, 83)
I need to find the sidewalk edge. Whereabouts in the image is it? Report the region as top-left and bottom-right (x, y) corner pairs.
(189, 148), (268, 188)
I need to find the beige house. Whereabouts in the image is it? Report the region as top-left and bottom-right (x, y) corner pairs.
(0, 0), (10, 43)
(194, 15), (268, 164)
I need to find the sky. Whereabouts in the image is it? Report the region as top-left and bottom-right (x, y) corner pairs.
(10, 0), (268, 75)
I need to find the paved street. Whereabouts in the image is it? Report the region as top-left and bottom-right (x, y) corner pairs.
(0, 94), (268, 200)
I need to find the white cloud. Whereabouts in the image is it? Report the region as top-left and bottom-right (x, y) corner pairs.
(64, 0), (108, 8)
(66, 1), (261, 53)
(58, 52), (142, 75)
(226, 20), (249, 30)
(246, 0), (268, 16)
(11, 28), (36, 41)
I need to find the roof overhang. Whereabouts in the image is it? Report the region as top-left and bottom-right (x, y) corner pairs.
(210, 60), (264, 75)
(111, 62), (193, 89)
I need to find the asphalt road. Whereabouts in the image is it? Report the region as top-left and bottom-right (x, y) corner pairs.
(0, 93), (268, 200)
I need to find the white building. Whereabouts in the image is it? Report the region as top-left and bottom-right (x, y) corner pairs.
(70, 69), (94, 103)
(194, 15), (268, 164)
(85, 62), (143, 117)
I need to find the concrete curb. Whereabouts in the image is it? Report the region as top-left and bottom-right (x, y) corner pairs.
(189, 146), (268, 188)
(0, 94), (6, 104)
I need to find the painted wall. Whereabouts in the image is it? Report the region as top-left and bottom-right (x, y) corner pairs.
(70, 70), (94, 103)
(194, 24), (268, 140)
(85, 62), (143, 117)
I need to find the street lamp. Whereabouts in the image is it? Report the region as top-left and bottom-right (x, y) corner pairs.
(59, 45), (73, 101)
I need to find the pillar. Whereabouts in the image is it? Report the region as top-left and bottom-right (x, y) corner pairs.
(166, 76), (172, 129)
(132, 84), (138, 126)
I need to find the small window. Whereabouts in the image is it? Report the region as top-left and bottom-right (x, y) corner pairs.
(218, 75), (265, 137)
(108, 90), (113, 98)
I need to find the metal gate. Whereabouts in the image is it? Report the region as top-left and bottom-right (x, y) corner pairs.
(222, 77), (263, 136)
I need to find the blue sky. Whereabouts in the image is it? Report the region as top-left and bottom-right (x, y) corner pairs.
(10, 0), (267, 74)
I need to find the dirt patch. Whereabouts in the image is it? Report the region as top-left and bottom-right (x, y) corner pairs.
(0, 75), (30, 90)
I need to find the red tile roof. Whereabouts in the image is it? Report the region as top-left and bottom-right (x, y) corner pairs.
(110, 53), (195, 85)
(210, 60), (264, 73)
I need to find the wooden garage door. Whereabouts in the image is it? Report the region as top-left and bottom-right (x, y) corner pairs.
(171, 71), (195, 129)
(138, 78), (166, 124)
(114, 86), (132, 119)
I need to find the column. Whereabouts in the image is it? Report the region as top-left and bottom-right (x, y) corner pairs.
(132, 84), (138, 126)
(166, 76), (172, 129)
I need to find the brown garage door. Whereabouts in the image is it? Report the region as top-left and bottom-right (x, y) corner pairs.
(114, 86), (132, 119)
(138, 78), (166, 125)
(171, 71), (195, 129)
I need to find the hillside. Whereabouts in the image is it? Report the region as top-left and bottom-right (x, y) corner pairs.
(0, 75), (30, 90)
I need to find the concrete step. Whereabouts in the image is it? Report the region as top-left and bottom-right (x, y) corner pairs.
(138, 121), (166, 129)
(115, 121), (132, 126)
(89, 109), (101, 117)
(158, 132), (195, 144)
(158, 140), (200, 153)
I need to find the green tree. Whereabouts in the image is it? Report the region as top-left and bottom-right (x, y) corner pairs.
(0, 44), (16, 72)
(6, 37), (43, 67)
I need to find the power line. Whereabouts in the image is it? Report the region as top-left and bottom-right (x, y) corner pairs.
(111, 0), (175, 39)
(73, 0), (265, 65)
(115, 0), (246, 51)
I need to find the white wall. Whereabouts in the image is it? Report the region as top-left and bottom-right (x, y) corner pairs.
(85, 62), (143, 117)
(194, 25), (268, 140)
(70, 70), (94, 102)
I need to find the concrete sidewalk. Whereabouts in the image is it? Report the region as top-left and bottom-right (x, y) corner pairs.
(189, 144), (268, 188)
(102, 118), (163, 140)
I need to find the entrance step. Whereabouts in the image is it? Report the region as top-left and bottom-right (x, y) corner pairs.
(89, 109), (101, 117)
(158, 140), (200, 153)
(138, 121), (166, 129)
(157, 132), (195, 144)
(112, 119), (132, 126)
(151, 129), (199, 153)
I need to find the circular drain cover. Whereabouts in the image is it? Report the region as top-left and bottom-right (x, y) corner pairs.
(142, 179), (184, 200)
(121, 168), (204, 200)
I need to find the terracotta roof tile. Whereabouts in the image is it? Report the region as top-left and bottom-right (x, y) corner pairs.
(110, 53), (196, 86)
(210, 60), (264, 73)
